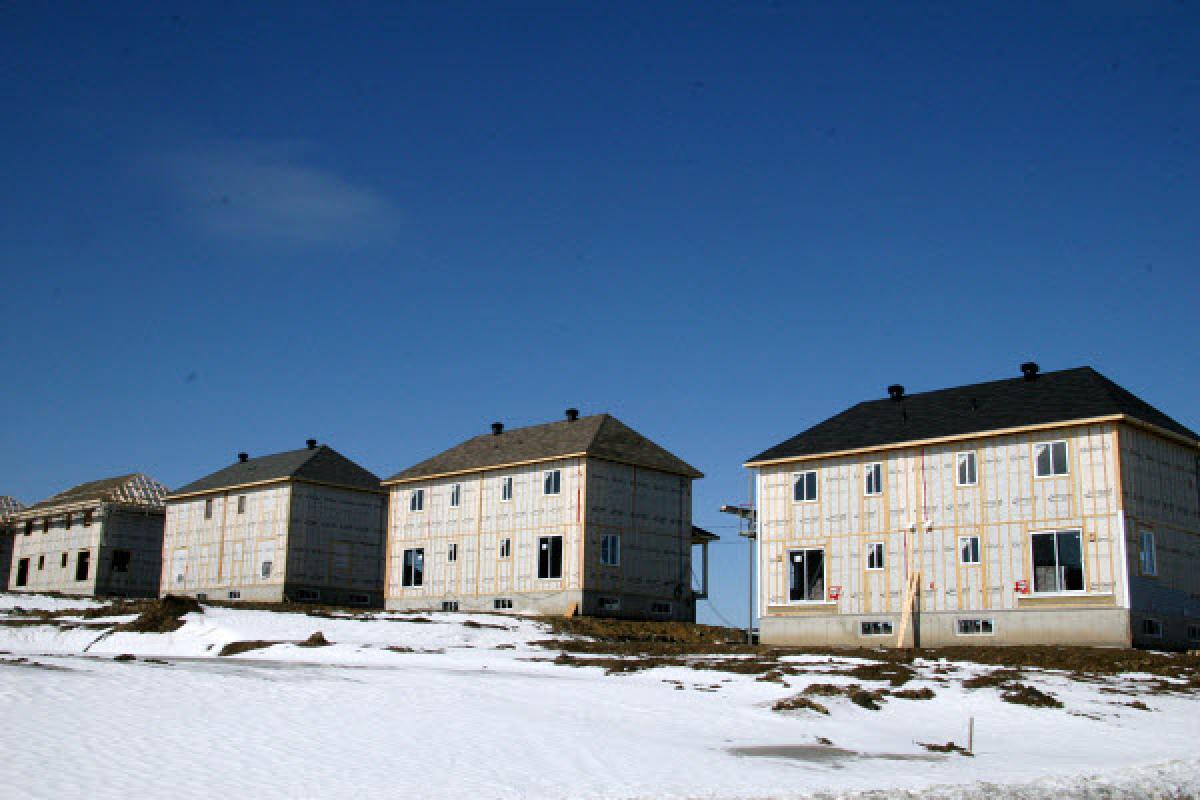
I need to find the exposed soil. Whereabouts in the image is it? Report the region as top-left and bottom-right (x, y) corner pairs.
(890, 687), (936, 700)
(919, 741), (974, 756)
(773, 695), (830, 714)
(1000, 684), (1063, 708)
(962, 669), (1025, 689)
(113, 653), (136, 662)
(115, 596), (202, 633)
(296, 632), (331, 648)
(218, 640), (280, 657)
(846, 661), (915, 687)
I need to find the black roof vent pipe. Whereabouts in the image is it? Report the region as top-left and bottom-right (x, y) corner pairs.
(238, 452), (249, 463)
(306, 439), (318, 450)
(887, 384), (905, 400)
(565, 408), (579, 421)
(491, 422), (504, 435)
(1021, 362), (1040, 381)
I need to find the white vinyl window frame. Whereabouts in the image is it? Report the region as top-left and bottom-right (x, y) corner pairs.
(865, 541), (885, 571)
(1030, 529), (1086, 594)
(792, 470), (818, 503)
(956, 451), (978, 486)
(449, 483), (461, 509)
(501, 476), (513, 502)
(409, 488), (425, 513)
(401, 548), (425, 588)
(1034, 440), (1070, 478)
(864, 462), (883, 496)
(1139, 530), (1157, 576)
(787, 548), (826, 603)
(956, 618), (994, 636)
(959, 535), (981, 565)
(543, 469), (561, 496)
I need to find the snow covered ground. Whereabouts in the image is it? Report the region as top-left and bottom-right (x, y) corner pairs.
(1, 593), (1197, 800)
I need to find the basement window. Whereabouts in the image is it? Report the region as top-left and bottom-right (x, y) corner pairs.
(956, 618), (994, 635)
(499, 538), (511, 559)
(449, 483), (461, 508)
(866, 542), (885, 571)
(600, 534), (620, 566)
(597, 597), (620, 612)
(792, 470), (818, 503)
(196, 593), (208, 602)
(294, 589), (320, 601)
(227, 590), (241, 600)
(402, 548), (424, 587)
(493, 598), (513, 610)
(956, 452), (978, 486)
(1139, 531), (1157, 576)
(860, 621), (893, 636)
(650, 602), (672, 615)
(501, 476), (513, 502)
(348, 593), (370, 605)
(1034, 440), (1069, 477)
(543, 469), (561, 495)
(409, 489), (425, 513)
(441, 601), (459, 612)
(864, 463), (883, 496)
(447, 543), (457, 563)
(111, 550), (132, 573)
(959, 535), (981, 565)
(237, 495), (246, 514)
(1142, 619), (1163, 638)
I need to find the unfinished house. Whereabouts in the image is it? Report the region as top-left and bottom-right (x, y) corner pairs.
(0, 496), (24, 591)
(746, 364), (1200, 649)
(162, 441), (387, 606)
(7, 475), (168, 597)
(383, 411), (712, 621)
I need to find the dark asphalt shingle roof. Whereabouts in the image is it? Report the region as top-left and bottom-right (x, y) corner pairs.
(747, 367), (1199, 464)
(387, 414), (702, 482)
(171, 445), (381, 497)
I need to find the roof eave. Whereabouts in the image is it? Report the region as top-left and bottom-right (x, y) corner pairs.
(167, 475), (384, 501)
(382, 451), (702, 485)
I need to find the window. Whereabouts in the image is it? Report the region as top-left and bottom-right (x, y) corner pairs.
(441, 601), (459, 612)
(294, 588), (320, 601)
(1139, 531), (1157, 576)
(956, 618), (995, 635)
(409, 489), (425, 513)
(42, 517), (50, 533)
(227, 590), (241, 600)
(61, 552), (68, 568)
(449, 483), (461, 508)
(650, 602), (672, 615)
(204, 498), (213, 520)
(792, 470), (818, 502)
(348, 593), (370, 605)
(501, 476), (513, 502)
(1188, 625), (1200, 642)
(37, 555), (45, 570)
(447, 543), (458, 563)
(111, 550), (132, 573)
(597, 597), (620, 612)
(788, 549), (825, 602)
(543, 469), (561, 495)
(75, 550), (90, 582)
(494, 598), (513, 610)
(1034, 440), (1069, 477)
(956, 452), (977, 486)
(64, 512), (73, 529)
(196, 593), (208, 602)
(959, 535), (981, 565)
(1031, 530), (1084, 593)
(538, 535), (563, 579)
(15, 559), (29, 586)
(860, 621), (893, 636)
(23, 521), (32, 536)
(1141, 618), (1163, 638)
(600, 534), (620, 566)
(261, 560), (272, 578)
(864, 463), (883, 496)
(402, 548), (424, 587)
(499, 538), (511, 559)
(237, 495), (246, 514)
(866, 542), (885, 571)
(83, 509), (93, 527)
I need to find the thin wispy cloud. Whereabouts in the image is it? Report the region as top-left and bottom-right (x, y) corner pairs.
(149, 142), (402, 246)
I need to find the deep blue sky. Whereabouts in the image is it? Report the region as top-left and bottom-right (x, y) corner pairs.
(2, 3), (1197, 626)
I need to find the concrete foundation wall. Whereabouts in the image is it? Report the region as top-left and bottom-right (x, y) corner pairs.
(761, 608), (1133, 648)
(386, 589), (583, 615)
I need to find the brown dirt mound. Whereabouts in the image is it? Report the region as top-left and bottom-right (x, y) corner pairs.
(538, 617), (751, 656)
(891, 687), (936, 700)
(297, 632), (331, 647)
(920, 740), (973, 756)
(773, 695), (829, 714)
(803, 683), (849, 697)
(1001, 684), (1063, 708)
(115, 596), (202, 633)
(218, 640), (279, 657)
(847, 661), (914, 687)
(962, 669), (1024, 689)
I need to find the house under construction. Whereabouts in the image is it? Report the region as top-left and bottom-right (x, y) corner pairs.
(7, 475), (168, 597)
(161, 441), (387, 606)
